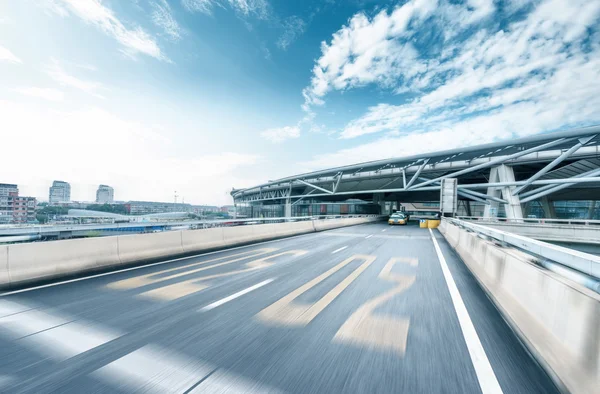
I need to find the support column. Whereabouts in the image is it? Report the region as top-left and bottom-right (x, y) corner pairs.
(373, 193), (388, 215)
(483, 165), (523, 219)
(587, 201), (597, 220)
(540, 196), (556, 218)
(483, 167), (501, 218)
(284, 198), (292, 218)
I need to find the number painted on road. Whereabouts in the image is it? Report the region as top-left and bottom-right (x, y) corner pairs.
(257, 255), (377, 326)
(333, 257), (417, 354)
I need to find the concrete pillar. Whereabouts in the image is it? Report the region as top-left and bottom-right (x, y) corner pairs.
(284, 198), (292, 218)
(373, 193), (388, 215)
(587, 200), (596, 219)
(483, 167), (501, 218)
(540, 196), (556, 218)
(483, 165), (523, 219)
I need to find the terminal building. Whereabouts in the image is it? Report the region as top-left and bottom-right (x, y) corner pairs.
(231, 126), (600, 220)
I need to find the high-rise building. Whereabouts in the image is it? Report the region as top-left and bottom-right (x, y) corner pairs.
(11, 196), (36, 223)
(0, 183), (18, 224)
(0, 183), (37, 224)
(96, 184), (114, 204)
(49, 180), (71, 204)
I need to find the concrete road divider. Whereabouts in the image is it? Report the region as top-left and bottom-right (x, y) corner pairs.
(0, 216), (381, 290)
(438, 219), (600, 394)
(0, 246), (8, 288)
(7, 237), (121, 286)
(118, 231), (184, 265)
(181, 227), (225, 254)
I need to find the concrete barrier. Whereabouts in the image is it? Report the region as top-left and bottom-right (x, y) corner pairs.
(1, 217), (381, 290)
(0, 245), (8, 288)
(438, 220), (600, 394)
(117, 231), (184, 264)
(7, 237), (121, 287)
(181, 227), (225, 254)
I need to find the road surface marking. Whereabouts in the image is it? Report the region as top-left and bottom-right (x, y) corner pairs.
(94, 345), (213, 394)
(257, 255), (376, 327)
(0, 230), (319, 297)
(188, 369), (282, 393)
(365, 234), (373, 239)
(108, 248), (277, 290)
(0, 300), (120, 361)
(138, 251), (306, 301)
(334, 257), (417, 354)
(429, 229), (503, 394)
(331, 246), (348, 254)
(381, 229), (386, 232)
(199, 279), (275, 312)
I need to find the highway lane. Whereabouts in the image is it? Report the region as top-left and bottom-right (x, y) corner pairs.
(0, 222), (559, 393)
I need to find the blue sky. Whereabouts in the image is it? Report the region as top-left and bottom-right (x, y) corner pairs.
(0, 0), (599, 205)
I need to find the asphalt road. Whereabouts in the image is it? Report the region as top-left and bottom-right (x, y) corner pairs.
(0, 222), (559, 393)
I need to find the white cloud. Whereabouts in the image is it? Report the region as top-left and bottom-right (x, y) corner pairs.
(183, 0), (269, 19)
(299, 0), (600, 169)
(0, 100), (259, 205)
(0, 45), (22, 64)
(54, 0), (166, 60)
(151, 0), (181, 40)
(277, 16), (305, 50)
(13, 87), (65, 101)
(46, 60), (104, 98)
(260, 126), (300, 143)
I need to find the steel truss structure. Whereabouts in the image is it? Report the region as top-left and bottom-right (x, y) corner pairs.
(232, 126), (600, 218)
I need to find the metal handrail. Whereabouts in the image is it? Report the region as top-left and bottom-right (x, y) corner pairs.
(456, 216), (600, 226)
(446, 218), (600, 281)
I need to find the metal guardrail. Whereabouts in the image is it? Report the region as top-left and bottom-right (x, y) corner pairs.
(447, 218), (600, 281)
(456, 216), (600, 226)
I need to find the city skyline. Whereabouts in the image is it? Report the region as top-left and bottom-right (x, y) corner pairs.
(1, 0), (599, 205)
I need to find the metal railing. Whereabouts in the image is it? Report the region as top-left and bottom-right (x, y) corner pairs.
(446, 218), (600, 286)
(456, 216), (600, 226)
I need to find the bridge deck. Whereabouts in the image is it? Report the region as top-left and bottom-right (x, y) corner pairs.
(0, 223), (557, 393)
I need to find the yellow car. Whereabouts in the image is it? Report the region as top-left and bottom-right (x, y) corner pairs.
(388, 213), (408, 225)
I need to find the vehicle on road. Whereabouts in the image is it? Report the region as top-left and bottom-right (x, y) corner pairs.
(388, 212), (409, 225)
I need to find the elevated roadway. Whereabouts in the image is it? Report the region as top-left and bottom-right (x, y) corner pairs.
(0, 222), (558, 393)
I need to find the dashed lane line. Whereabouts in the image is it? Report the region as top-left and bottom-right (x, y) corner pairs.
(331, 246), (348, 254)
(199, 279), (275, 312)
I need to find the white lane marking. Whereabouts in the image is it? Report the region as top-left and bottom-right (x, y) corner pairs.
(331, 246), (348, 254)
(365, 234), (373, 239)
(94, 345), (213, 394)
(0, 299), (120, 361)
(0, 231), (316, 297)
(381, 229), (387, 232)
(199, 279), (275, 312)
(429, 229), (503, 394)
(0, 306), (68, 340)
(188, 368), (282, 393)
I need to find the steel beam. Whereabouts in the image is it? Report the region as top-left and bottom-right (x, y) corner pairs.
(519, 167), (600, 199)
(405, 159), (430, 189)
(292, 189), (316, 205)
(408, 137), (572, 190)
(297, 179), (333, 194)
(402, 169), (407, 188)
(418, 177), (507, 203)
(333, 172), (343, 193)
(512, 135), (595, 195)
